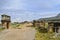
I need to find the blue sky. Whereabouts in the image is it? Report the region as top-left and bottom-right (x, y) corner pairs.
(0, 0), (60, 22)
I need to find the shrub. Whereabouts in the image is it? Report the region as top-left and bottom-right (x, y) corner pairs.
(37, 27), (48, 33)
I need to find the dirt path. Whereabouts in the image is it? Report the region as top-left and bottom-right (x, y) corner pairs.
(0, 27), (36, 40)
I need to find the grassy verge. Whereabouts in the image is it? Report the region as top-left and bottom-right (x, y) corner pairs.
(35, 28), (60, 40)
(0, 28), (5, 31)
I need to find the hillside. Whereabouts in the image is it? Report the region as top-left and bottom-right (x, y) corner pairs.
(38, 13), (60, 22)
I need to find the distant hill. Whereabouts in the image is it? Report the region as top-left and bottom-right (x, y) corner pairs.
(38, 13), (60, 22)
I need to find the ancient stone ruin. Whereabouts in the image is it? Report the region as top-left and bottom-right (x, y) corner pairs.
(33, 20), (60, 33)
(1, 14), (11, 29)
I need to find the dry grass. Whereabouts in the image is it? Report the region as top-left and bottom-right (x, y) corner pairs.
(35, 30), (60, 40)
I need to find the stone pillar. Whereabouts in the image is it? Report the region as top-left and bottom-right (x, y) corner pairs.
(45, 22), (48, 28)
(2, 22), (7, 29)
(40, 21), (45, 28)
(48, 22), (54, 33)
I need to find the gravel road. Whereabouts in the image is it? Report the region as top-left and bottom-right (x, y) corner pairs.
(0, 27), (36, 40)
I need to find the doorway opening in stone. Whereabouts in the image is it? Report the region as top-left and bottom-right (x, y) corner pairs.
(53, 22), (60, 33)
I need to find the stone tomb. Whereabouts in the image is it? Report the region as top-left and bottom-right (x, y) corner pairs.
(48, 22), (60, 33)
(1, 14), (11, 29)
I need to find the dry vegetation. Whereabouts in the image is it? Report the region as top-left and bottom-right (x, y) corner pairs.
(35, 28), (60, 40)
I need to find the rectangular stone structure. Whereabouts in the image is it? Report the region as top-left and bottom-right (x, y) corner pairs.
(1, 14), (11, 29)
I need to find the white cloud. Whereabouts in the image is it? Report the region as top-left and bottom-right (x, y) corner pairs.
(0, 0), (60, 22)
(1, 0), (26, 10)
